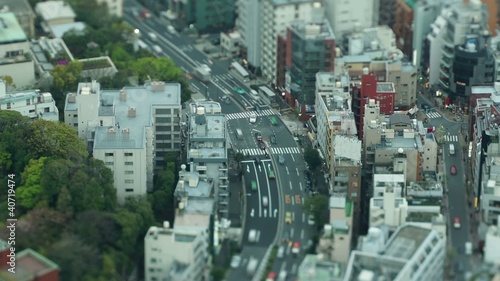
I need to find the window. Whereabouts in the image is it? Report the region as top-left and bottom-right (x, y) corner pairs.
(156, 126), (170, 131)
(125, 171), (134, 175)
(73, 123), (77, 127)
(156, 117), (171, 123)
(44, 107), (50, 113)
(156, 108), (171, 115)
(100, 120), (103, 126)
(174, 109), (180, 115)
(125, 179), (134, 184)
(125, 161), (133, 165)
(124, 152), (133, 157)
(73, 114), (77, 117)
(125, 188), (134, 192)
(105, 153), (114, 156)
(156, 143), (170, 149)
(26, 99), (30, 105)
(156, 134), (170, 140)
(29, 109), (35, 113)
(105, 162), (113, 165)
(6, 103), (11, 109)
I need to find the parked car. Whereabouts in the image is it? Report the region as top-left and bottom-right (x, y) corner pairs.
(262, 196), (268, 207)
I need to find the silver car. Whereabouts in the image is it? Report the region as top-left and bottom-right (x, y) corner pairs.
(278, 154), (285, 165)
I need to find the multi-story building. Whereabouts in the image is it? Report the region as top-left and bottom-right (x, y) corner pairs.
(235, 0), (261, 70)
(369, 184), (408, 231)
(0, 241), (60, 281)
(35, 1), (76, 30)
(490, 35), (500, 82)
(1, 0), (35, 39)
(352, 73), (396, 139)
(344, 223), (446, 281)
(185, 101), (229, 219)
(479, 142), (500, 225)
(393, 0), (414, 60)
(449, 36), (495, 102)
(0, 12), (35, 88)
(220, 31), (240, 57)
(323, 0), (378, 39)
(484, 216), (500, 264)
(279, 19), (335, 114)
(165, 0), (235, 33)
(96, 0), (124, 17)
(297, 254), (344, 281)
(423, 10), (448, 86)
(31, 36), (74, 78)
(64, 81), (182, 203)
(144, 221), (209, 281)
(260, 0), (323, 84)
(0, 80), (58, 121)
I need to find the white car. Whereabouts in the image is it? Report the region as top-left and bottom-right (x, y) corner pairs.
(249, 112), (257, 123)
(262, 196), (268, 207)
(276, 246), (284, 258)
(230, 255), (241, 268)
(308, 214), (315, 225)
(278, 270), (287, 281)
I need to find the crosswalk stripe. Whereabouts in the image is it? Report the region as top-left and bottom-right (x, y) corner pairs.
(444, 135), (458, 142)
(237, 147), (301, 156)
(426, 112), (442, 119)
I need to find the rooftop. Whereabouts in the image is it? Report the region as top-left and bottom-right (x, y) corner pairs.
(289, 18), (335, 40)
(333, 135), (361, 164)
(0, 248), (60, 280)
(35, 1), (76, 21)
(0, 12), (27, 43)
(49, 21), (86, 38)
(0, 0), (34, 15)
(271, 0), (314, 7)
(297, 254), (344, 281)
(376, 82), (395, 93)
(389, 114), (411, 125)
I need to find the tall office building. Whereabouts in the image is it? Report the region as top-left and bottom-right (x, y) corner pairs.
(64, 81), (182, 203)
(235, 0), (262, 69)
(165, 0), (235, 32)
(323, 0), (379, 38)
(278, 19), (335, 114)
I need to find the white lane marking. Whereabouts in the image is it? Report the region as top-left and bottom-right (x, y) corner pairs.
(286, 167), (289, 175)
(290, 228), (294, 238)
(300, 229), (304, 239)
(289, 181), (293, 190)
(299, 182), (303, 191)
(296, 167), (299, 176)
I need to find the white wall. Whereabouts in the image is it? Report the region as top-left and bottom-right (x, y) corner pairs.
(325, 0), (377, 38)
(76, 89), (100, 139)
(0, 61), (35, 89)
(428, 16), (447, 86)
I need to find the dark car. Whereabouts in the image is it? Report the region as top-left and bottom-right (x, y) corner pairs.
(270, 134), (277, 144)
(255, 132), (262, 141)
(258, 141), (266, 150)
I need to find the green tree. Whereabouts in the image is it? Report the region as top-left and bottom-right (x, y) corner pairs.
(233, 152), (244, 170)
(123, 195), (156, 235)
(304, 147), (322, 171)
(0, 111), (31, 176)
(303, 194), (329, 228)
(132, 57), (184, 83)
(17, 157), (48, 210)
(56, 186), (73, 214)
(112, 208), (142, 256)
(26, 119), (88, 161)
(40, 158), (72, 206)
(15, 208), (69, 250)
(436, 124), (446, 145)
(73, 211), (119, 250)
(1, 75), (15, 89)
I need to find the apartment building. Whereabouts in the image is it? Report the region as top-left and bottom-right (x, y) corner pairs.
(314, 71), (355, 174)
(423, 10), (448, 86)
(370, 184), (408, 231)
(315, 196), (354, 263)
(260, 0), (323, 84)
(278, 19), (335, 113)
(352, 73), (396, 140)
(1, 0), (35, 38)
(323, 0), (378, 38)
(144, 221), (209, 281)
(96, 0), (124, 17)
(393, 0), (414, 60)
(235, 0), (261, 69)
(220, 31), (240, 57)
(64, 81), (182, 203)
(0, 12), (35, 88)
(479, 143), (500, 225)
(0, 241), (60, 281)
(484, 216), (500, 264)
(185, 102), (229, 219)
(344, 224), (446, 281)
(0, 80), (58, 121)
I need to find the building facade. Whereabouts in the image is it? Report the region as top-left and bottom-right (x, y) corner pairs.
(64, 81), (182, 203)
(280, 19), (335, 114)
(323, 0), (378, 38)
(166, 0), (235, 33)
(1, 0), (36, 39)
(393, 0), (414, 60)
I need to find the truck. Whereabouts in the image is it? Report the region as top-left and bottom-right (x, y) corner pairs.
(465, 242), (472, 255)
(449, 144), (455, 155)
(193, 64), (211, 83)
(246, 257), (258, 276)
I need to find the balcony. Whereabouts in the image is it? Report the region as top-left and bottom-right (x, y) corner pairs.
(442, 46), (454, 58)
(440, 67), (450, 78)
(441, 57), (451, 67)
(443, 35), (454, 47)
(439, 77), (450, 89)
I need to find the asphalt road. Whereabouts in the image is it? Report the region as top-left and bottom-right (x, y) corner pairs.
(418, 94), (472, 280)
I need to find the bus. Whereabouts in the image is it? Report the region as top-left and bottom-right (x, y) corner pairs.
(269, 116), (278, 126)
(230, 61), (250, 81)
(268, 168), (275, 179)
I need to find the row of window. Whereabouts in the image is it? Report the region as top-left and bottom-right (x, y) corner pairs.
(155, 108), (180, 115)
(105, 161), (133, 166)
(105, 152), (133, 157)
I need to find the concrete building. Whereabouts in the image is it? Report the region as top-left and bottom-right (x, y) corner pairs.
(343, 25), (398, 58)
(220, 31), (240, 57)
(64, 81), (182, 203)
(297, 254), (344, 281)
(78, 56), (119, 80)
(35, 1), (76, 31)
(315, 196), (354, 263)
(31, 37), (74, 77)
(0, 0), (36, 39)
(0, 12), (35, 88)
(0, 80), (59, 121)
(373, 173), (405, 197)
(484, 216), (500, 264)
(323, 0), (378, 39)
(279, 18), (335, 114)
(314, 71), (355, 173)
(423, 10), (448, 86)
(480, 143), (500, 225)
(344, 224), (446, 281)
(164, 0), (235, 33)
(490, 35), (500, 82)
(0, 242), (60, 281)
(96, 0), (124, 17)
(369, 185), (408, 230)
(352, 74), (396, 140)
(235, 0), (261, 69)
(260, 0), (323, 84)
(144, 221), (209, 281)
(393, 0), (414, 60)
(185, 101), (229, 219)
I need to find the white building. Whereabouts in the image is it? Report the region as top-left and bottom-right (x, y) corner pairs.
(480, 143), (500, 225)
(144, 221), (208, 281)
(96, 0), (123, 17)
(323, 0), (378, 38)
(369, 185), (408, 230)
(64, 81), (182, 203)
(344, 224), (446, 281)
(220, 31), (240, 57)
(426, 11), (448, 86)
(373, 174), (405, 197)
(260, 0), (323, 83)
(35, 1), (76, 30)
(484, 216), (500, 265)
(235, 0), (262, 67)
(0, 12), (35, 88)
(0, 80), (58, 121)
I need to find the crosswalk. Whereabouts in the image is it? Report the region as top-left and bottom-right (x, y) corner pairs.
(226, 109), (275, 120)
(426, 112), (442, 119)
(237, 147), (301, 156)
(444, 135), (459, 142)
